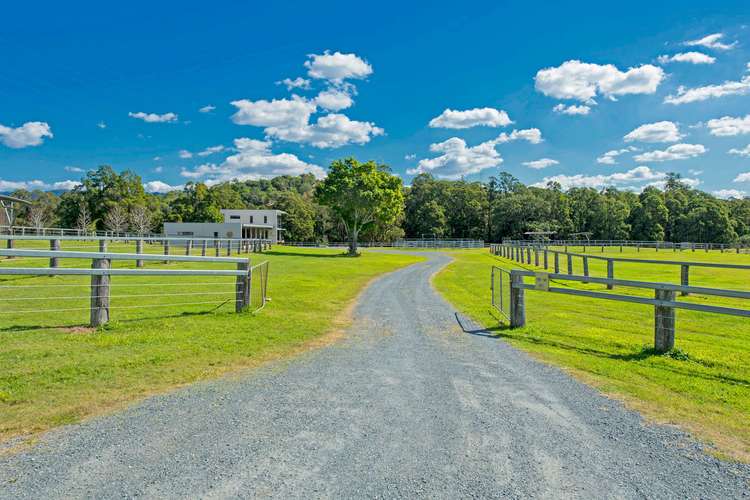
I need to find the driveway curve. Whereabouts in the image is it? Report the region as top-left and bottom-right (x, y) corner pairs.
(1, 252), (749, 499)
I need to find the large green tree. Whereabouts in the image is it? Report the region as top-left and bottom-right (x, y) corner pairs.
(315, 158), (404, 255)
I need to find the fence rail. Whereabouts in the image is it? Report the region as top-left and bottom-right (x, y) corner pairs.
(502, 239), (750, 253)
(497, 267), (750, 352)
(490, 243), (750, 293)
(283, 238), (485, 249)
(0, 248), (267, 327)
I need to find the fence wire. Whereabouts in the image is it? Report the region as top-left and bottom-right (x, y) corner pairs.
(250, 261), (270, 312)
(491, 266), (511, 321)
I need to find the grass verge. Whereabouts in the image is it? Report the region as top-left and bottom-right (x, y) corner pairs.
(432, 247), (750, 462)
(0, 244), (423, 444)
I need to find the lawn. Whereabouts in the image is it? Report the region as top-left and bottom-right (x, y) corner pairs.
(0, 242), (423, 443)
(433, 247), (750, 462)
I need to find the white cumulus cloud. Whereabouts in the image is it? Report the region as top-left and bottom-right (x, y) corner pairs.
(684, 33), (738, 51)
(523, 158), (559, 170)
(493, 128), (543, 145)
(143, 181), (184, 193)
(314, 88), (354, 111)
(198, 105), (216, 113)
(665, 74), (750, 105)
(734, 172), (750, 183)
(0, 121), (53, 148)
(197, 145), (226, 157)
(230, 96), (316, 129)
(531, 166), (668, 190)
(707, 115), (750, 136)
(728, 144), (750, 157)
(534, 60), (664, 102)
(624, 121), (683, 143)
(713, 189), (746, 199)
(634, 143), (707, 162)
(277, 77), (311, 90)
(657, 52), (716, 64)
(178, 149), (193, 159)
(305, 51), (373, 82)
(180, 138), (325, 184)
(266, 113), (384, 149)
(596, 147), (638, 165)
(407, 137), (502, 180)
(0, 178), (79, 191)
(428, 107), (513, 129)
(128, 111), (178, 123)
(552, 103), (591, 115)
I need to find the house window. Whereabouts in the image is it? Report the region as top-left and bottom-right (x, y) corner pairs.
(230, 215), (240, 220)
(213, 232), (219, 238)
(250, 216), (254, 223)
(264, 215), (268, 224)
(177, 231), (194, 236)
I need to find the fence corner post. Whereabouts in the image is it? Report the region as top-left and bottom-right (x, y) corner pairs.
(654, 288), (676, 353)
(90, 258), (111, 327)
(49, 239), (60, 269)
(680, 265), (690, 297)
(510, 271), (526, 328)
(99, 239), (107, 252)
(136, 239), (144, 268)
(236, 260), (251, 312)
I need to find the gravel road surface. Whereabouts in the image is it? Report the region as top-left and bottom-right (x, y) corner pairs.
(1, 252), (749, 499)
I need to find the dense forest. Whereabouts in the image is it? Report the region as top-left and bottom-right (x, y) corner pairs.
(5, 164), (750, 244)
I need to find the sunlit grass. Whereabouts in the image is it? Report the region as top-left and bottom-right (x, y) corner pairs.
(0, 242), (424, 442)
(433, 247), (750, 462)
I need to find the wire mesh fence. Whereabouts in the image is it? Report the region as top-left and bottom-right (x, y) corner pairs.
(0, 274), (240, 329)
(491, 266), (511, 321)
(250, 261), (269, 312)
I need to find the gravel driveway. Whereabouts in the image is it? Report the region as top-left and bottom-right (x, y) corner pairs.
(1, 252), (749, 499)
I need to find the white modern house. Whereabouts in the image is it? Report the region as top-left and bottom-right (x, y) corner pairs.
(163, 209), (285, 243)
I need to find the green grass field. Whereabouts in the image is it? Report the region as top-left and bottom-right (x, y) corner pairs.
(433, 247), (750, 462)
(0, 241), (423, 443)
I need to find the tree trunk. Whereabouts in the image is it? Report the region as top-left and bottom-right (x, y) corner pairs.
(349, 229), (359, 256)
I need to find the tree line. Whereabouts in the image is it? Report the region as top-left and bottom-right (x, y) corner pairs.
(5, 162), (750, 245)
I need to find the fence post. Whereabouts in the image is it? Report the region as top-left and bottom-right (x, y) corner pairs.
(607, 259), (614, 290)
(654, 289), (676, 353)
(136, 239), (144, 268)
(680, 265), (689, 297)
(567, 254), (573, 274)
(50, 239), (60, 268)
(164, 239), (170, 264)
(201, 239), (207, 256)
(186, 240), (192, 256)
(554, 252), (560, 273)
(226, 240), (232, 256)
(215, 240), (220, 257)
(99, 239), (107, 252)
(534, 249), (539, 267)
(6, 237), (14, 258)
(90, 258), (111, 327)
(543, 249), (548, 270)
(236, 260), (250, 312)
(510, 271), (525, 328)
(582, 256), (589, 283)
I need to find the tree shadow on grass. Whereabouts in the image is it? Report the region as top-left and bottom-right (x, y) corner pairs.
(0, 307), (229, 334)
(493, 330), (750, 387)
(263, 250), (355, 258)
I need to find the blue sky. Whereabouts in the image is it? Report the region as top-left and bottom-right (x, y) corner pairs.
(2, 1), (750, 198)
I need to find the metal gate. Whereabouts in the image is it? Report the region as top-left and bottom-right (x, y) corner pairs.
(491, 266), (511, 321)
(250, 260), (270, 312)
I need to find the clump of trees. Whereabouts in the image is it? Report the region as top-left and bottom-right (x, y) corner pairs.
(5, 164), (750, 245)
